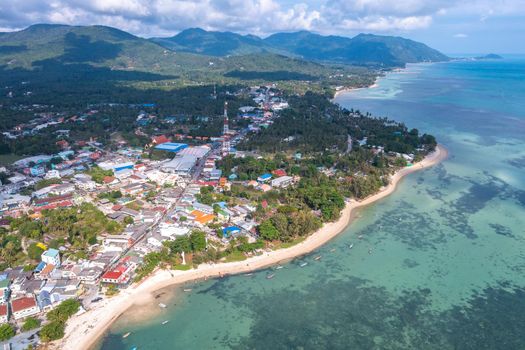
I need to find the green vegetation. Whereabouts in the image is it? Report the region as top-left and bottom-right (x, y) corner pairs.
(21, 317), (41, 332)
(40, 299), (80, 342)
(86, 166), (113, 184)
(39, 321), (65, 342)
(34, 178), (62, 190)
(0, 323), (15, 341)
(4, 203), (122, 266)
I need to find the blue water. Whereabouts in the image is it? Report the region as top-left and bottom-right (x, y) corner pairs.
(97, 58), (525, 350)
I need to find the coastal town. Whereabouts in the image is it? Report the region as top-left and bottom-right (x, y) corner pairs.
(0, 82), (440, 349)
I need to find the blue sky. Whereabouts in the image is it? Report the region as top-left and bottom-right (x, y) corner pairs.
(1, 0), (524, 54)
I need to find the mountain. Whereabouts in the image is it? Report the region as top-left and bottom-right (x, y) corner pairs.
(0, 23), (208, 74)
(151, 28), (279, 56)
(153, 29), (449, 67)
(0, 24), (376, 90)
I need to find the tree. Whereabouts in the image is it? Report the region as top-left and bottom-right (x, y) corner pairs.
(258, 220), (279, 241)
(27, 243), (44, 261)
(39, 321), (65, 342)
(123, 216), (134, 225)
(22, 317), (41, 332)
(0, 323), (15, 341)
(190, 230), (206, 252)
(47, 299), (80, 323)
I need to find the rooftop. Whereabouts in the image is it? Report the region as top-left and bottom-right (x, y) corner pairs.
(11, 296), (37, 312)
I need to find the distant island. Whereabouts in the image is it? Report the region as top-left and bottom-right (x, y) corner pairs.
(475, 53), (503, 60)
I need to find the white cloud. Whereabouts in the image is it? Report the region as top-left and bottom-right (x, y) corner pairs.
(453, 33), (468, 38)
(0, 0), (524, 37)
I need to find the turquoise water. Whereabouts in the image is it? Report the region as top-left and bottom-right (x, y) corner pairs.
(97, 58), (525, 350)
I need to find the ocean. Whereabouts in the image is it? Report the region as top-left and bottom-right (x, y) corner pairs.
(96, 57), (525, 350)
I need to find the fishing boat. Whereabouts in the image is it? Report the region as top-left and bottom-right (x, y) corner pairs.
(276, 265), (284, 270)
(266, 273), (275, 279)
(244, 273), (253, 277)
(358, 235), (363, 239)
(183, 288), (192, 292)
(348, 243), (354, 249)
(299, 262), (308, 267)
(162, 320), (169, 325)
(122, 332), (131, 338)
(159, 303), (167, 308)
(314, 255), (322, 261)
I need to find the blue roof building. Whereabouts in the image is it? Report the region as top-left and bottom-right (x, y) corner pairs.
(228, 174), (238, 180)
(257, 173), (272, 182)
(222, 226), (241, 238)
(155, 143), (188, 153)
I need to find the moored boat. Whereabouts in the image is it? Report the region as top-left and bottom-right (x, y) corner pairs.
(159, 303), (167, 308)
(314, 255), (322, 261)
(162, 320), (169, 325)
(299, 262), (308, 267)
(266, 273), (275, 279)
(123, 332), (131, 338)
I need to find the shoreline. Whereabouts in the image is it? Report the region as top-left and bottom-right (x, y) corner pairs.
(58, 144), (448, 350)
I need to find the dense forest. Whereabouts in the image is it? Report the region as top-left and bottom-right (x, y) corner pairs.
(238, 91), (436, 155)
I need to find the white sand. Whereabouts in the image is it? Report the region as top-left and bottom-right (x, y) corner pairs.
(56, 144), (447, 350)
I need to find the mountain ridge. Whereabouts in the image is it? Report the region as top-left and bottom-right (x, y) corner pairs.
(153, 28), (449, 67)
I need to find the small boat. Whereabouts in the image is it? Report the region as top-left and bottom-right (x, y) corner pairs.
(358, 235), (363, 239)
(183, 288), (192, 292)
(276, 265), (284, 270)
(368, 248), (372, 255)
(299, 262), (308, 267)
(244, 273), (253, 277)
(314, 255), (322, 261)
(330, 248), (336, 253)
(162, 320), (169, 325)
(348, 243), (354, 249)
(266, 273), (275, 279)
(131, 347), (137, 350)
(122, 332), (131, 338)
(159, 303), (167, 308)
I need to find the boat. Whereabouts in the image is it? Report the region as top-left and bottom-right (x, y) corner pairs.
(244, 273), (253, 277)
(162, 320), (169, 325)
(159, 303), (167, 308)
(183, 288), (192, 292)
(122, 332), (131, 338)
(299, 262), (308, 267)
(276, 265), (284, 270)
(348, 243), (354, 249)
(266, 273), (275, 279)
(131, 347), (137, 350)
(358, 235), (363, 239)
(330, 248), (336, 253)
(314, 255), (322, 261)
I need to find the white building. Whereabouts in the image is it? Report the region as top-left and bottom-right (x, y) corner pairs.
(11, 296), (40, 320)
(41, 249), (61, 267)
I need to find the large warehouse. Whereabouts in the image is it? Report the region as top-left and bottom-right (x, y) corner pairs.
(154, 143), (188, 153)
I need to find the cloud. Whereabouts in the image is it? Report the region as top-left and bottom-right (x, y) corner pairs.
(0, 0), (524, 37)
(453, 33), (468, 38)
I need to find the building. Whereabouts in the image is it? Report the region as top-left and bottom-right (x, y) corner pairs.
(154, 142), (188, 153)
(0, 277), (9, 303)
(271, 176), (293, 188)
(0, 304), (8, 323)
(257, 173), (272, 182)
(41, 248), (61, 267)
(161, 154), (198, 175)
(11, 296), (40, 320)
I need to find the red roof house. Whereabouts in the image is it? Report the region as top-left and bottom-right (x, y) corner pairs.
(272, 169), (287, 177)
(11, 296), (39, 320)
(152, 135), (170, 145)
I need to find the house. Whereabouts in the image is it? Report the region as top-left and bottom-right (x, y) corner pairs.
(222, 226), (241, 238)
(11, 296), (40, 320)
(259, 184), (272, 192)
(100, 261), (135, 285)
(0, 304), (9, 323)
(272, 169), (287, 177)
(0, 277), (10, 303)
(147, 232), (164, 247)
(152, 135), (170, 145)
(257, 173), (272, 182)
(42, 248), (61, 267)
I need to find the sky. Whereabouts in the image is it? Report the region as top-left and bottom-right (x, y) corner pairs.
(0, 0), (524, 54)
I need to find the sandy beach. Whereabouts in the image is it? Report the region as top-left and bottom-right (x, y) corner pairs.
(56, 144), (447, 350)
